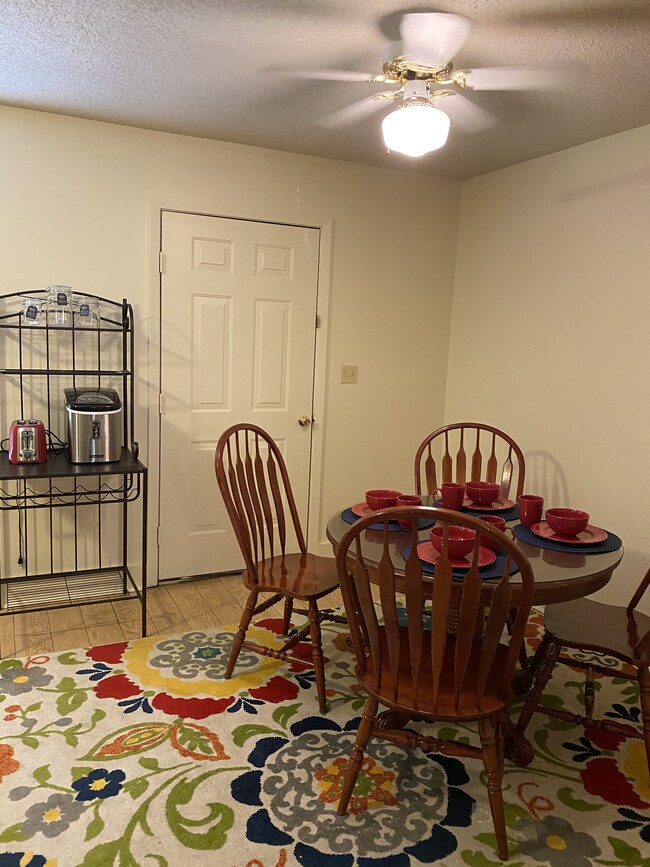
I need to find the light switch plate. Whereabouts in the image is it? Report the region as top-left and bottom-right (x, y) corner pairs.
(341, 365), (358, 384)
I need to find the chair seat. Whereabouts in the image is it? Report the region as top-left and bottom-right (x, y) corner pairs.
(361, 626), (513, 719)
(245, 552), (339, 599)
(544, 597), (650, 664)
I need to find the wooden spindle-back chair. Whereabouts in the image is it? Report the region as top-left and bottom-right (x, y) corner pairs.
(414, 422), (526, 501)
(517, 566), (650, 777)
(214, 423), (344, 713)
(335, 505), (534, 861)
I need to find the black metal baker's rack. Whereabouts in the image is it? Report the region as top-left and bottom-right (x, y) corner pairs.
(0, 290), (147, 636)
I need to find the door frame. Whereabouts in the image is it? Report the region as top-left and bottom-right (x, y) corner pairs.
(146, 197), (333, 585)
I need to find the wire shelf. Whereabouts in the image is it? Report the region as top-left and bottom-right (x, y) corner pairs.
(0, 290), (148, 634)
(3, 569), (141, 612)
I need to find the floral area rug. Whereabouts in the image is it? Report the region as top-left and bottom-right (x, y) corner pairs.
(1, 609), (649, 867)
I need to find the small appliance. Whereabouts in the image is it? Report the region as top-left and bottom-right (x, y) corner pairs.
(8, 419), (48, 464)
(64, 388), (122, 463)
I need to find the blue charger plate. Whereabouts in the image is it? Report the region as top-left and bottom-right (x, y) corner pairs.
(341, 507), (435, 532)
(513, 523), (622, 554)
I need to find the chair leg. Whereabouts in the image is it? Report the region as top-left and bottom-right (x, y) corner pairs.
(479, 715), (508, 861)
(308, 599), (327, 713)
(225, 589), (258, 679)
(282, 597), (294, 635)
(338, 696), (378, 816)
(516, 637), (561, 736)
(639, 665), (650, 780)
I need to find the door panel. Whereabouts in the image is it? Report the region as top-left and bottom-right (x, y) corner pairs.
(159, 212), (319, 579)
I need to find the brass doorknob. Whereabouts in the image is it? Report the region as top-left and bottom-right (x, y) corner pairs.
(298, 415), (312, 427)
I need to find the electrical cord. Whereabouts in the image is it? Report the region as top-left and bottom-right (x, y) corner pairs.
(47, 430), (68, 454)
(17, 509), (23, 565)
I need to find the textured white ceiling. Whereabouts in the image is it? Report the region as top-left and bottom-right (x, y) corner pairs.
(1, 0), (649, 179)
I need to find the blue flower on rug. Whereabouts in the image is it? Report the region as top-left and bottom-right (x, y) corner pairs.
(231, 715), (474, 865)
(0, 854), (52, 866)
(72, 768), (126, 801)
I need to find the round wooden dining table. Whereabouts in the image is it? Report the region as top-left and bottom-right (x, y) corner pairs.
(325, 499), (623, 606)
(325, 498), (624, 766)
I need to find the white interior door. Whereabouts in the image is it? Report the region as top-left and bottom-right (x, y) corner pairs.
(158, 211), (320, 579)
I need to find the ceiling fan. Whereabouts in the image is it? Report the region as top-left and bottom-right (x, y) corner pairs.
(295, 12), (567, 158)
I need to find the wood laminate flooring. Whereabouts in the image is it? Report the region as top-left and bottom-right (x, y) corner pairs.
(0, 574), (346, 658)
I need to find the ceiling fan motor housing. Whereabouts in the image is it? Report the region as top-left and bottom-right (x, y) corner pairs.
(403, 81), (430, 100)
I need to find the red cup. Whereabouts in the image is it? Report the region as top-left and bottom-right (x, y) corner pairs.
(433, 482), (465, 510)
(396, 494), (422, 528)
(518, 494), (544, 528)
(477, 514), (514, 552)
(430, 526), (476, 560)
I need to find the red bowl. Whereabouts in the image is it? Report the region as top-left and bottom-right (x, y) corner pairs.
(545, 508), (590, 537)
(429, 526), (477, 560)
(465, 481), (501, 505)
(365, 489), (401, 511)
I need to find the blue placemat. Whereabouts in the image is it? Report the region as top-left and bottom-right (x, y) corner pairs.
(402, 543), (519, 580)
(513, 523), (622, 554)
(341, 508), (435, 532)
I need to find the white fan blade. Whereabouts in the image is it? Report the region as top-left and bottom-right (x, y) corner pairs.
(291, 68), (384, 83)
(400, 12), (472, 66)
(459, 66), (568, 91)
(315, 95), (392, 129)
(438, 93), (495, 132)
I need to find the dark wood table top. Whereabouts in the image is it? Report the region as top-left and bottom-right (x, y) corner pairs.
(326, 500), (624, 605)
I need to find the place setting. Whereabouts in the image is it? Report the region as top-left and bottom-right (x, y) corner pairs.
(512, 495), (622, 554)
(402, 523), (520, 580)
(433, 481), (519, 521)
(341, 489), (436, 530)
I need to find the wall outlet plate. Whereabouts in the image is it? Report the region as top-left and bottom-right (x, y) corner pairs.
(341, 365), (358, 384)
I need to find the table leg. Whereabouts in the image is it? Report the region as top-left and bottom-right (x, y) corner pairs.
(503, 712), (535, 766)
(512, 668), (534, 694)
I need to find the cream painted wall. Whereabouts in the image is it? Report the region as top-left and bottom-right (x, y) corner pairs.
(0, 105), (460, 575)
(446, 124), (650, 610)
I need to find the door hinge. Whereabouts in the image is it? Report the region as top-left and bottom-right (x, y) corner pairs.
(156, 526), (161, 547)
(159, 393), (166, 415)
(159, 251), (165, 274)
(315, 314), (321, 329)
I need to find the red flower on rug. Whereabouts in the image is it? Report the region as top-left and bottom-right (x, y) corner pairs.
(93, 673), (139, 700)
(87, 641), (128, 664)
(0, 743), (20, 781)
(579, 725), (650, 809)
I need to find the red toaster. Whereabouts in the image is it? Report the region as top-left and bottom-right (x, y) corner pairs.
(8, 419), (48, 464)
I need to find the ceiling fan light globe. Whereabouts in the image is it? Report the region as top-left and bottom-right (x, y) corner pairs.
(382, 103), (450, 157)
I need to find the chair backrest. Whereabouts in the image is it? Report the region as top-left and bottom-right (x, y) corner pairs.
(336, 506), (535, 715)
(214, 424), (305, 581)
(414, 422), (526, 500)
